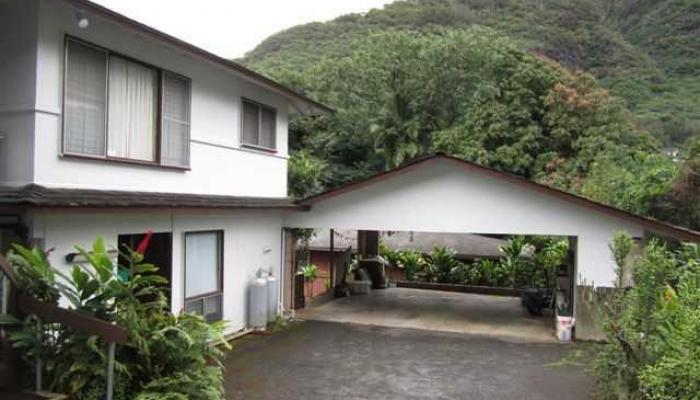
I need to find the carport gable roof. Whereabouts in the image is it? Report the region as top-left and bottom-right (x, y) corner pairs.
(298, 154), (700, 242)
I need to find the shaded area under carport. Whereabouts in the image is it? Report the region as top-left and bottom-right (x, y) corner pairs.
(296, 287), (555, 343)
(224, 320), (594, 400)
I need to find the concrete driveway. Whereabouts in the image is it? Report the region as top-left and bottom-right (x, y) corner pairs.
(223, 321), (594, 400)
(296, 287), (555, 343)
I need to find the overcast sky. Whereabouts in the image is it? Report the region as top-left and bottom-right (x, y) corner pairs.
(91, 0), (392, 59)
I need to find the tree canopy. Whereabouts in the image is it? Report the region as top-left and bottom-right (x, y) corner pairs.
(285, 29), (675, 211)
(245, 0), (700, 149)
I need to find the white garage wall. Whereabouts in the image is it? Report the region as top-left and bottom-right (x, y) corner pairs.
(29, 208), (284, 333)
(284, 159), (646, 287)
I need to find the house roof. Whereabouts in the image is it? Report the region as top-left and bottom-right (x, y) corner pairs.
(60, 0), (333, 115)
(308, 229), (506, 258)
(298, 154), (700, 243)
(0, 184), (300, 210)
(381, 232), (506, 258)
(308, 229), (356, 251)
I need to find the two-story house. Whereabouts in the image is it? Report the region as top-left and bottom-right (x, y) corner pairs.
(0, 0), (331, 332)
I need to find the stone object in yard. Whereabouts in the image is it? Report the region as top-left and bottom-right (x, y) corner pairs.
(360, 258), (387, 289)
(356, 268), (371, 282)
(350, 280), (372, 295)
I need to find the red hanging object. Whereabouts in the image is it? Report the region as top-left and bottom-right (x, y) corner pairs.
(136, 229), (153, 255)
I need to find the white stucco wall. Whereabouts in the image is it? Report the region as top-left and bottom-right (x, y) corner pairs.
(2, 0), (292, 197)
(0, 0), (38, 185)
(29, 209), (284, 333)
(284, 158), (646, 287)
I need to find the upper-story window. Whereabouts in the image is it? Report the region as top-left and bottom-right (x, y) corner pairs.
(241, 99), (276, 151)
(63, 37), (191, 168)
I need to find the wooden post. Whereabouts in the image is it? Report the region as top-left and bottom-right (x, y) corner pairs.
(329, 229), (335, 290)
(282, 229), (297, 311)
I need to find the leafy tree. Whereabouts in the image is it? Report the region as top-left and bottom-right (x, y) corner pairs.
(245, 0), (700, 148)
(594, 236), (693, 400)
(283, 28), (667, 207)
(581, 150), (678, 215)
(651, 136), (700, 230)
(288, 150), (326, 198)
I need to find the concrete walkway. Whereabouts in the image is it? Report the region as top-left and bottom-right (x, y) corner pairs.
(224, 321), (594, 400)
(296, 287), (555, 343)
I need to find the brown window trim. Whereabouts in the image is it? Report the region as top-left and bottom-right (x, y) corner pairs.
(240, 97), (277, 152)
(183, 230), (224, 314)
(240, 143), (278, 154)
(184, 290), (223, 303)
(61, 153), (191, 171)
(62, 35), (192, 169)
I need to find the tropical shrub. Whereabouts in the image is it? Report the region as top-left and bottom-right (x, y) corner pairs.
(383, 237), (568, 288)
(3, 237), (230, 400)
(594, 233), (700, 400)
(300, 264), (319, 281)
(300, 264), (320, 297)
(379, 241), (403, 269)
(474, 258), (510, 287)
(396, 249), (426, 282)
(426, 247), (461, 283)
(499, 236), (527, 288)
(521, 237), (569, 289)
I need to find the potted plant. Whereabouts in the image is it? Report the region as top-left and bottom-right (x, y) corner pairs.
(300, 264), (319, 298)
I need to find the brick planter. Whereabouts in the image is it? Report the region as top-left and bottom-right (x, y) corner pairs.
(396, 281), (522, 297)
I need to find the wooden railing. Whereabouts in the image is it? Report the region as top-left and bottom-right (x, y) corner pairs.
(0, 253), (127, 400)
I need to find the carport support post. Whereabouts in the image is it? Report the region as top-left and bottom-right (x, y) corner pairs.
(282, 229), (298, 311)
(330, 229), (335, 289)
(563, 236), (577, 316)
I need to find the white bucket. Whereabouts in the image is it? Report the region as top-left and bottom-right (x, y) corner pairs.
(556, 316), (575, 342)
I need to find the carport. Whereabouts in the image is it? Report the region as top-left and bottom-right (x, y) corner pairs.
(282, 154), (700, 340)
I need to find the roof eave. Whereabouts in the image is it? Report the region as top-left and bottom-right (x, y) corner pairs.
(297, 154), (700, 243)
(60, 0), (334, 115)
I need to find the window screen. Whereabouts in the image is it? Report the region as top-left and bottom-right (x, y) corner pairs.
(241, 101), (259, 146)
(161, 73), (191, 167)
(185, 231), (222, 298)
(241, 99), (276, 150)
(260, 107), (276, 149)
(185, 231), (223, 322)
(64, 40), (107, 156)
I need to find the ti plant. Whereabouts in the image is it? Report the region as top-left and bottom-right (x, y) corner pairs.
(300, 264), (320, 297)
(499, 236), (527, 288)
(4, 236), (230, 400)
(427, 247), (461, 283)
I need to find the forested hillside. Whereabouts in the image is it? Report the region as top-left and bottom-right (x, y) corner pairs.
(240, 0), (700, 230)
(244, 0), (700, 146)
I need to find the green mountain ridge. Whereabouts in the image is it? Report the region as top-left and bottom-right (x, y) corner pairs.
(243, 0), (700, 146)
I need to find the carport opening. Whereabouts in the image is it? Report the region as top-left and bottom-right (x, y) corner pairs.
(284, 228), (577, 342)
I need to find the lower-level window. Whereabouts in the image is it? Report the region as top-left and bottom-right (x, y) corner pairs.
(184, 231), (223, 322)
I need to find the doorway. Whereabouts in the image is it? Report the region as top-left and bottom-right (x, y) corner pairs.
(118, 232), (172, 306)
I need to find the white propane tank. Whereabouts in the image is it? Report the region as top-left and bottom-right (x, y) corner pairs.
(266, 271), (279, 323)
(248, 274), (268, 331)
